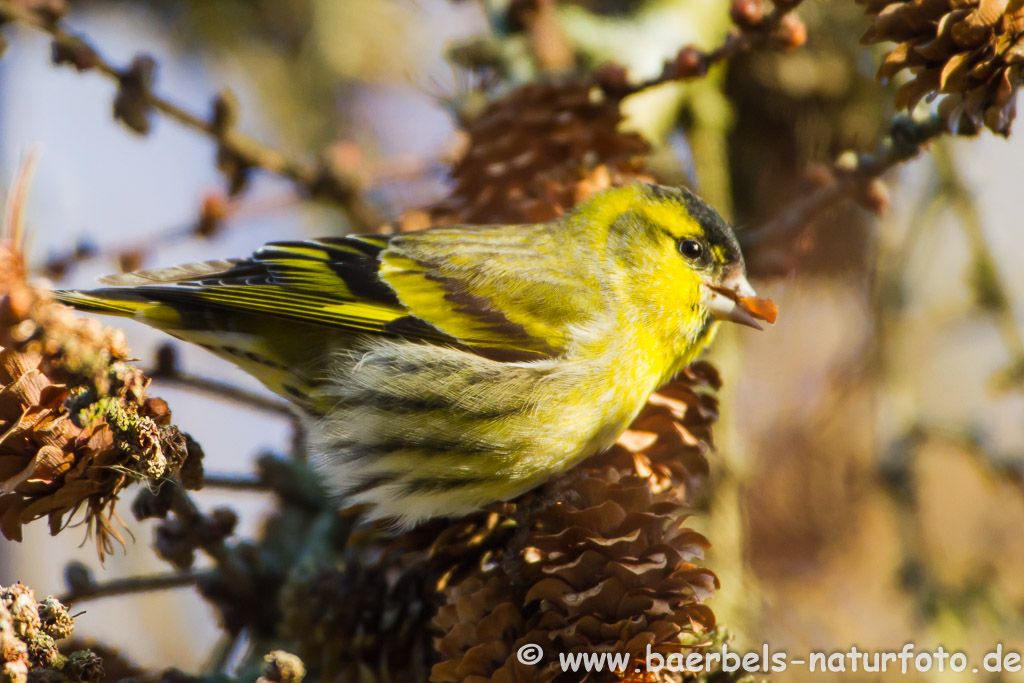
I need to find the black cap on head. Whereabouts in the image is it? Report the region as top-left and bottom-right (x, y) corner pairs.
(644, 183), (745, 270)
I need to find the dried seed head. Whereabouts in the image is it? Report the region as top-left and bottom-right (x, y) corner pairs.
(1, 582), (103, 678)
(731, 0), (766, 29)
(672, 46), (710, 79)
(113, 55), (157, 135)
(593, 63), (631, 96)
(258, 651), (306, 683)
(195, 191), (231, 239)
(858, 178), (891, 215)
(774, 13), (808, 50)
(36, 597), (74, 640)
(51, 35), (101, 72)
(65, 649), (105, 683)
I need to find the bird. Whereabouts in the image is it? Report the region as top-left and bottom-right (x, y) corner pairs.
(55, 182), (775, 527)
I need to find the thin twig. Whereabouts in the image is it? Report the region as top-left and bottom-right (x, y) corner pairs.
(59, 569), (204, 605)
(930, 144), (1024, 362)
(742, 113), (949, 252)
(607, 2), (807, 97)
(36, 189), (299, 281)
(150, 370), (294, 418)
(0, 0), (380, 231)
(201, 472), (273, 491)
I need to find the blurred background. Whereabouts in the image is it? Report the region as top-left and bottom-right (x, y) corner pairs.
(2, 0), (1024, 680)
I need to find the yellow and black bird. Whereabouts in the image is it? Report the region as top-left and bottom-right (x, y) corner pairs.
(56, 183), (775, 526)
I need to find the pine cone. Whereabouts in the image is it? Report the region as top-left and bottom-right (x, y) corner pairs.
(859, 0), (1024, 135)
(278, 510), (515, 682)
(0, 235), (200, 559)
(431, 366), (722, 683)
(420, 80), (652, 227)
(279, 554), (436, 682)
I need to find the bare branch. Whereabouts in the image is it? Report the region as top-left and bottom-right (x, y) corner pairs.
(150, 369), (295, 418)
(742, 114), (949, 254)
(599, 0), (808, 98)
(0, 0), (381, 231)
(201, 472), (273, 492)
(59, 569), (204, 605)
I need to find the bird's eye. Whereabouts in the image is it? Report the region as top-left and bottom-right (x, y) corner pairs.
(678, 239), (706, 262)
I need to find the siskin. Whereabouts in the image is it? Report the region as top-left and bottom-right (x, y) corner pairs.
(56, 183), (776, 526)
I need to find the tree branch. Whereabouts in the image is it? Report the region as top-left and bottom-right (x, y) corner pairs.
(600, 0), (808, 98)
(150, 369), (295, 418)
(741, 113), (949, 255)
(0, 0), (381, 231)
(201, 472), (273, 492)
(59, 569), (204, 605)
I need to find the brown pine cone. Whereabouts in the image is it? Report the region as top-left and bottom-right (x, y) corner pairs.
(421, 80), (653, 226)
(859, 0), (1024, 135)
(0, 231), (200, 559)
(278, 509), (515, 683)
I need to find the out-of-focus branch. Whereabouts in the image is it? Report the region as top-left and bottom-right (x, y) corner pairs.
(925, 145), (1024, 383)
(0, 0), (380, 231)
(202, 472), (273, 491)
(148, 482), (255, 595)
(865, 141), (1023, 395)
(878, 425), (1010, 621)
(38, 190), (298, 280)
(150, 343), (309, 461)
(742, 113), (948, 255)
(59, 569), (204, 605)
(151, 370), (294, 417)
(149, 344), (294, 418)
(599, 0), (807, 97)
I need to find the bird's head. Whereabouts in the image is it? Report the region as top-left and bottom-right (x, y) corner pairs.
(577, 183), (776, 353)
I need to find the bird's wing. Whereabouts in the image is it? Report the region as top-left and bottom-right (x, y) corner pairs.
(380, 223), (605, 356)
(58, 235), (417, 336)
(57, 226), (605, 358)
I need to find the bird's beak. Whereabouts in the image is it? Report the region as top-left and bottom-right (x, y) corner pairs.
(702, 273), (777, 330)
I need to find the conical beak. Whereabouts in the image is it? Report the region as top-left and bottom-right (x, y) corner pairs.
(703, 274), (777, 330)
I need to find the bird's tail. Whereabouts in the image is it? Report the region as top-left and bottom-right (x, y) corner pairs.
(54, 288), (168, 318)
(54, 287), (335, 415)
